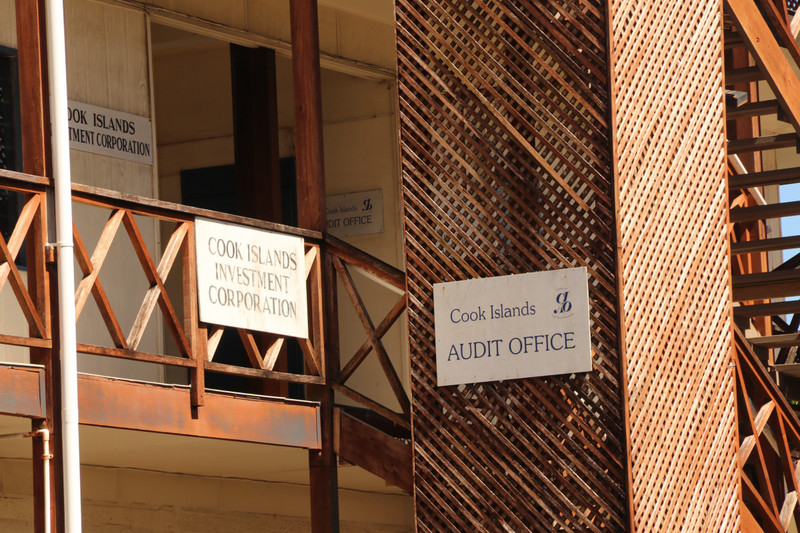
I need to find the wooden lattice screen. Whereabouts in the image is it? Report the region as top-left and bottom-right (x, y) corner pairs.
(395, 1), (626, 530)
(609, 0), (740, 530)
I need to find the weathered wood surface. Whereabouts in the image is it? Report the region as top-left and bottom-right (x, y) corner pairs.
(334, 409), (412, 493)
(78, 373), (321, 448)
(0, 365), (46, 418)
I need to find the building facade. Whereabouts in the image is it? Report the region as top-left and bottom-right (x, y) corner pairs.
(1, 0), (800, 531)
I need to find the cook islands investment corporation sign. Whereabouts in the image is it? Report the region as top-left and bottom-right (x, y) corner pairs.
(195, 219), (308, 338)
(434, 268), (593, 386)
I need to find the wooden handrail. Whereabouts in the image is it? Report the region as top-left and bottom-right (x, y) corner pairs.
(0, 168), (50, 189)
(70, 181), (323, 240)
(325, 233), (406, 290)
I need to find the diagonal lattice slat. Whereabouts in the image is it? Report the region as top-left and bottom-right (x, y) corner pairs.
(396, 0), (625, 530)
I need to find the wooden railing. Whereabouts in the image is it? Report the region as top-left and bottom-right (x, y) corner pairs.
(0, 170), (50, 350)
(736, 326), (800, 531)
(0, 169), (409, 429)
(326, 236), (410, 429)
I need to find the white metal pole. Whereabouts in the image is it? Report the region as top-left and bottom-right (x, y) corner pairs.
(43, 0), (83, 530)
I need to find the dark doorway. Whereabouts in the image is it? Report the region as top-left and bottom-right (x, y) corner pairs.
(0, 46), (25, 268)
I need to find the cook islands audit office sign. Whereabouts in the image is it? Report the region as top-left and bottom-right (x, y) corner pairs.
(195, 219), (308, 338)
(434, 268), (593, 386)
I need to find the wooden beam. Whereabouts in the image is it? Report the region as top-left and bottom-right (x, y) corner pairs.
(0, 365), (45, 417)
(15, 0), (49, 177)
(725, 65), (766, 85)
(727, 133), (798, 154)
(732, 269), (800, 300)
(731, 235), (800, 254)
(308, 246), (340, 533)
(230, 45), (289, 398)
(726, 0), (800, 134)
(726, 99), (779, 120)
(291, 0), (327, 233)
(735, 299), (800, 318)
(77, 374), (321, 448)
(335, 409), (412, 493)
(40, 262), (64, 533)
(749, 333), (800, 349)
(740, 500), (764, 533)
(729, 166), (800, 189)
(730, 199), (800, 222)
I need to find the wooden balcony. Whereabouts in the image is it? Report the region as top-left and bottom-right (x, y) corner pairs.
(0, 167), (411, 493)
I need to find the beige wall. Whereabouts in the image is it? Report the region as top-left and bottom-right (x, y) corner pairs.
(0, 458), (413, 532)
(0, 0), (167, 378)
(63, 0), (162, 381)
(318, 70), (407, 407)
(132, 0), (395, 74)
(0, 0), (15, 48)
(66, 0), (153, 194)
(153, 30), (234, 203)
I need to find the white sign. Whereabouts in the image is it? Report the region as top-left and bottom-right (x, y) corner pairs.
(434, 268), (592, 386)
(195, 218), (308, 338)
(67, 101), (153, 165)
(326, 190), (383, 237)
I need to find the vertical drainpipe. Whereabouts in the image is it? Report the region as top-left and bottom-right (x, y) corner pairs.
(43, 0), (83, 530)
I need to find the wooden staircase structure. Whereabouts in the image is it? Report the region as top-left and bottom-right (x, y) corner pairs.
(725, 0), (800, 529)
(726, 0), (800, 366)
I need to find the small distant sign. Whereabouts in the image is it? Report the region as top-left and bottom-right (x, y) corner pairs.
(434, 268), (593, 386)
(326, 190), (383, 237)
(67, 101), (153, 165)
(195, 218), (308, 338)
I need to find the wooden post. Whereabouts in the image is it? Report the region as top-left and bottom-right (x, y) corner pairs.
(290, 1), (339, 531)
(16, 1), (61, 531)
(16, 0), (50, 178)
(291, 0), (326, 233)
